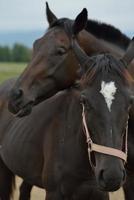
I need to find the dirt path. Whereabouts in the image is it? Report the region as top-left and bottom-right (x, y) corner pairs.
(14, 177), (45, 199)
(14, 177), (124, 200)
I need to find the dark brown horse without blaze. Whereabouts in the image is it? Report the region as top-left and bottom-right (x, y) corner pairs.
(8, 3), (134, 118)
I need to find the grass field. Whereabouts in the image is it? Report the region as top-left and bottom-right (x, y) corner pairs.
(0, 62), (124, 199)
(0, 62), (26, 83)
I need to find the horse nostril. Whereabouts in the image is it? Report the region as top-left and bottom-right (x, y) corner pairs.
(97, 169), (106, 189)
(11, 89), (23, 100)
(122, 169), (126, 182)
(99, 169), (104, 183)
(16, 89), (23, 97)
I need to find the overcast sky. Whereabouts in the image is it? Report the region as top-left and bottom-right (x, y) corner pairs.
(0, 0), (134, 34)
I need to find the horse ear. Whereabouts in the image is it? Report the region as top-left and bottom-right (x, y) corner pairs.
(73, 8), (88, 35)
(72, 39), (93, 72)
(46, 2), (58, 26)
(121, 37), (134, 67)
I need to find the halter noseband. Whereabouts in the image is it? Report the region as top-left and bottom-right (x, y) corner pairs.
(82, 103), (128, 169)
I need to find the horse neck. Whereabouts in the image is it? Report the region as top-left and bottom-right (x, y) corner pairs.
(128, 107), (134, 144)
(127, 116), (134, 169)
(78, 30), (134, 78)
(64, 89), (88, 156)
(65, 89), (83, 135)
(78, 30), (124, 58)
(85, 20), (130, 50)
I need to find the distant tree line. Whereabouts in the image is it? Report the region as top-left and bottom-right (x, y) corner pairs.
(0, 43), (32, 62)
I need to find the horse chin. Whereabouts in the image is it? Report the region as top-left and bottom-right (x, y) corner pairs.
(98, 182), (121, 192)
(8, 101), (20, 114)
(8, 101), (33, 117)
(16, 104), (33, 117)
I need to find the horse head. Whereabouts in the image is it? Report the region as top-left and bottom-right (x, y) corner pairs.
(8, 3), (88, 117)
(72, 37), (134, 191)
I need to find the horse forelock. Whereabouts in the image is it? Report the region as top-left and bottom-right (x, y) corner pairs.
(81, 54), (133, 86)
(50, 18), (69, 28)
(49, 18), (74, 39)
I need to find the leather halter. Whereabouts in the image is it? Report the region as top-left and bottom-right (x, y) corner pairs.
(82, 103), (128, 169)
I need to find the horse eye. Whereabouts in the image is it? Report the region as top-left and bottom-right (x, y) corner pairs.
(56, 47), (66, 55)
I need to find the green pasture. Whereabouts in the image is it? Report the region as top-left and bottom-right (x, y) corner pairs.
(0, 62), (26, 83)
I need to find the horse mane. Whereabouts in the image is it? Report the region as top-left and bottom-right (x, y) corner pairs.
(85, 20), (130, 50)
(50, 18), (70, 28)
(50, 17), (130, 50)
(82, 54), (133, 85)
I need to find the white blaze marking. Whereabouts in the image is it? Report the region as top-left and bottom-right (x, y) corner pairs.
(100, 81), (117, 112)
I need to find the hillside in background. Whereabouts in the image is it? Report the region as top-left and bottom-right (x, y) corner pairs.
(0, 30), (133, 48)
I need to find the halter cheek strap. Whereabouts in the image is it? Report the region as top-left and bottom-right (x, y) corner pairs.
(82, 104), (128, 168)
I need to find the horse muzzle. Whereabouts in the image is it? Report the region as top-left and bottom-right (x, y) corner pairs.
(8, 88), (34, 117)
(95, 156), (126, 192)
